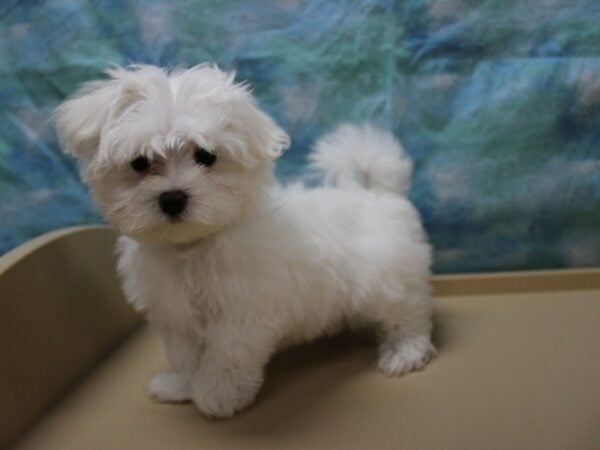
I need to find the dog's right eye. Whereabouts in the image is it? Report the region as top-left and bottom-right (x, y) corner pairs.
(130, 156), (150, 173)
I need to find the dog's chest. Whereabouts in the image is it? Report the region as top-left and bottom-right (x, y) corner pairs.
(127, 246), (215, 334)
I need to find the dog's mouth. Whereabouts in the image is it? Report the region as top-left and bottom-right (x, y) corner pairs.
(166, 215), (184, 224)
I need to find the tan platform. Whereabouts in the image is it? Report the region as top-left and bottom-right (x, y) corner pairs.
(2, 227), (599, 449)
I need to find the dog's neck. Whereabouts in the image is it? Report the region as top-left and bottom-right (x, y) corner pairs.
(171, 238), (206, 253)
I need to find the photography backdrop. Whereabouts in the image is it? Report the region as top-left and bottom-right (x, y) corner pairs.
(1, 0), (599, 273)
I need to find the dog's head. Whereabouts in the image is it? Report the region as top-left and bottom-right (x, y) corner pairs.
(54, 64), (290, 244)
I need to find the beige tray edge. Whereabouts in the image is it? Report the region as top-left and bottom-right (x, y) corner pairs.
(433, 267), (600, 297)
(2, 226), (598, 297)
(0, 225), (110, 276)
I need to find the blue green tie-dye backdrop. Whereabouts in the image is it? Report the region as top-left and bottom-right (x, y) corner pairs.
(1, 0), (599, 273)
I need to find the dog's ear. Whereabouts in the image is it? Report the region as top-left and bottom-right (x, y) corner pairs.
(53, 79), (116, 162)
(53, 67), (150, 163)
(243, 99), (290, 160)
(226, 89), (290, 164)
(175, 64), (290, 166)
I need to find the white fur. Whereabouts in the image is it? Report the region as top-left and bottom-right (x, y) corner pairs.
(310, 123), (413, 195)
(54, 65), (435, 418)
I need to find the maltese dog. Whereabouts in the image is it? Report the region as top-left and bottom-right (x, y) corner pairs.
(54, 64), (435, 418)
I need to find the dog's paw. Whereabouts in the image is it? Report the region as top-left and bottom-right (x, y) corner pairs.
(191, 370), (261, 419)
(147, 371), (191, 403)
(377, 336), (436, 377)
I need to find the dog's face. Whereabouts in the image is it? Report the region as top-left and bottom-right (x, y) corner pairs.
(55, 65), (290, 244)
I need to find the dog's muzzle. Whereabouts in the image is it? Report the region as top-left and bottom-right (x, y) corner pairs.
(158, 190), (188, 218)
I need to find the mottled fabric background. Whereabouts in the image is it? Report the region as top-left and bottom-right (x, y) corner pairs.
(1, 0), (599, 273)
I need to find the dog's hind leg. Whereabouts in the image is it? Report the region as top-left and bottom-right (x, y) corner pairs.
(375, 296), (436, 377)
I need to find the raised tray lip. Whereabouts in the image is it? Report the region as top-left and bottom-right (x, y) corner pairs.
(2, 226), (599, 296)
(433, 267), (600, 297)
(0, 225), (110, 276)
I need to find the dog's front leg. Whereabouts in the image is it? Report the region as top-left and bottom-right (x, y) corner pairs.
(190, 325), (272, 418)
(148, 330), (202, 403)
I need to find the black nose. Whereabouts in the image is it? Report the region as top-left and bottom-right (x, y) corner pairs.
(158, 190), (188, 217)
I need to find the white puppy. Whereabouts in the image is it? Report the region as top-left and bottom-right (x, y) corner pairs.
(54, 64), (435, 418)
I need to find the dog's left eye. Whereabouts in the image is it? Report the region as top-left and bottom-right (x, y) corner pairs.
(194, 147), (216, 167)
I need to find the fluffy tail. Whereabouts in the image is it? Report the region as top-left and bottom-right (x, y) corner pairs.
(309, 124), (413, 195)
